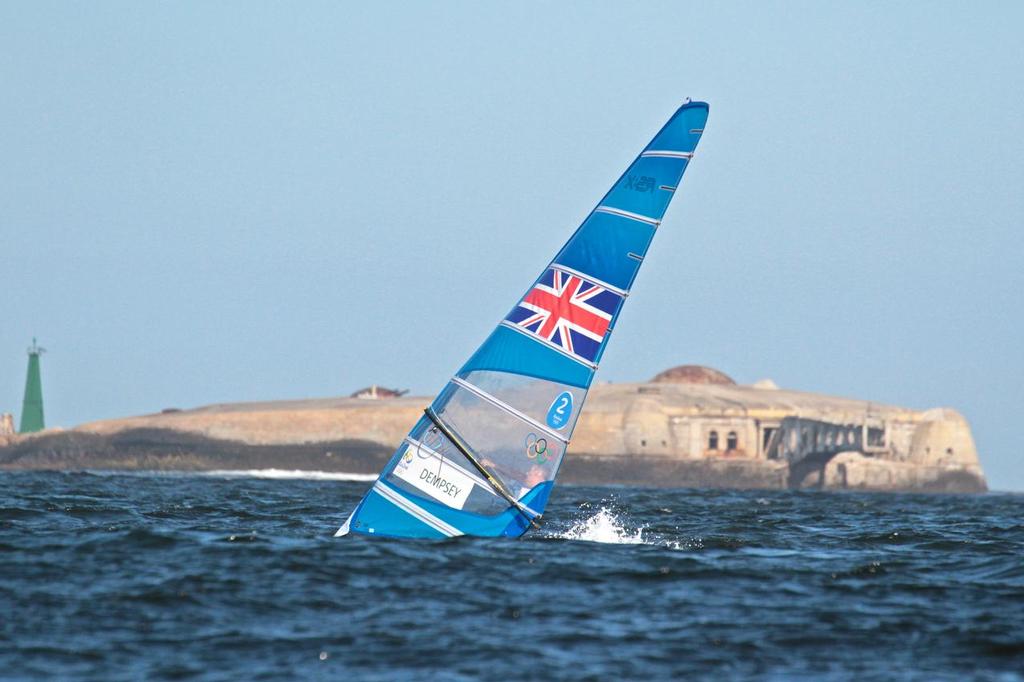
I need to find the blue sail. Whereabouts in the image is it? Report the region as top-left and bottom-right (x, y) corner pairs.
(337, 101), (709, 539)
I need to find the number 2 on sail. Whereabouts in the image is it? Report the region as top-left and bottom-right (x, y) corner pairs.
(546, 391), (574, 430)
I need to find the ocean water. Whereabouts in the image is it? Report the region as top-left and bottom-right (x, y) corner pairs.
(1, 472), (1022, 681)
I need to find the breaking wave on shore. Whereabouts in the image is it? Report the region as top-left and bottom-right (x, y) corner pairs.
(200, 469), (378, 481)
(78, 468), (379, 482)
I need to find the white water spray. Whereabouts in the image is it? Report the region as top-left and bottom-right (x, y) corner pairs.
(558, 507), (646, 545)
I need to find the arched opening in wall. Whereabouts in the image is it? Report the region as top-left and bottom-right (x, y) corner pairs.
(708, 431), (719, 450)
(727, 431), (738, 451)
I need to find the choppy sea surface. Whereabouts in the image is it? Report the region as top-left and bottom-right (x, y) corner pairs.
(1, 471), (1022, 681)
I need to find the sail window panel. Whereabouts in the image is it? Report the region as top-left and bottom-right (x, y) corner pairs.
(459, 324), (594, 389)
(601, 156), (687, 221)
(554, 212), (656, 292)
(456, 370), (586, 438)
(436, 383), (564, 500)
(647, 103), (708, 154)
(384, 425), (509, 517)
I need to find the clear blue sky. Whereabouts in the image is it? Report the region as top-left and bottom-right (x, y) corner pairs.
(2, 3), (1022, 489)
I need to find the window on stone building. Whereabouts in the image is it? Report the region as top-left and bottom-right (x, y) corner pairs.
(708, 431), (719, 450)
(727, 431), (738, 450)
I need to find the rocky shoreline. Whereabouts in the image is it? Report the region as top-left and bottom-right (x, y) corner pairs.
(0, 367), (988, 493)
(0, 428), (391, 475)
(0, 429), (985, 494)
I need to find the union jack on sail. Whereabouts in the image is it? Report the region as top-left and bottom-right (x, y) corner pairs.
(505, 268), (623, 363)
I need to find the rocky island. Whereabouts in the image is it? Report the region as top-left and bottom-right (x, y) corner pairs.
(0, 366), (986, 493)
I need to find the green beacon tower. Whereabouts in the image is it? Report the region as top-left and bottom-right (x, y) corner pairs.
(19, 338), (45, 434)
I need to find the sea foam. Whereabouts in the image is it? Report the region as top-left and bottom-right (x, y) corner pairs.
(557, 507), (646, 545)
(200, 469), (378, 481)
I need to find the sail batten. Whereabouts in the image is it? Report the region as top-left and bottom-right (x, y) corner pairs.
(338, 101), (709, 539)
(593, 205), (661, 225)
(640, 150), (694, 159)
(450, 377), (569, 445)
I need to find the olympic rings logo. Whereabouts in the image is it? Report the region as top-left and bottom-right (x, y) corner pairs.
(525, 433), (553, 464)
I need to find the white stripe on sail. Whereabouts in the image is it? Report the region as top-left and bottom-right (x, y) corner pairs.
(593, 206), (661, 226)
(373, 481), (463, 537)
(640, 150), (693, 159)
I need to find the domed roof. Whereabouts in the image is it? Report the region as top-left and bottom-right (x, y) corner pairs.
(649, 365), (736, 385)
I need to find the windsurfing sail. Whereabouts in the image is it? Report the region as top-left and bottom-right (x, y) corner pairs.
(337, 101), (709, 539)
